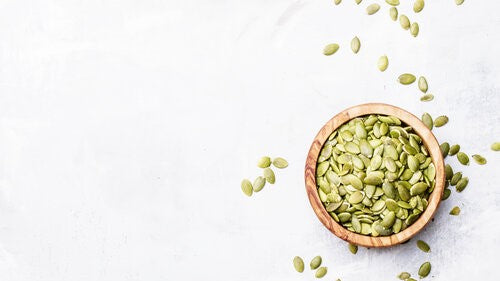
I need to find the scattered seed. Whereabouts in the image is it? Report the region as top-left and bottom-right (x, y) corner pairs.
(449, 144), (460, 156)
(263, 167), (276, 184)
(416, 240), (430, 252)
(315, 267), (328, 278)
(351, 36), (361, 53)
(253, 176), (266, 192)
(455, 0), (464, 5)
(241, 179), (253, 197)
(442, 188), (451, 200)
(334, 0), (342, 5)
(398, 73), (416, 85)
(366, 3), (380, 15)
(457, 152), (469, 165)
(310, 256), (322, 270)
(421, 113), (433, 130)
(257, 156), (271, 168)
(450, 172), (462, 186)
(398, 272), (411, 280)
(418, 261), (431, 278)
(390, 7), (398, 21)
(491, 142), (500, 151)
(445, 164), (453, 180)
(293, 256), (304, 273)
(407, 278), (417, 281)
(418, 76), (428, 93)
(399, 15), (410, 30)
(413, 0), (425, 13)
(348, 243), (358, 254)
(355, 0), (362, 4)
(378, 55), (389, 71)
(440, 142), (450, 157)
(472, 154), (487, 165)
(420, 94), (434, 102)
(456, 177), (469, 192)
(450, 206), (461, 215)
(410, 22), (419, 37)
(386, 0), (400, 5)
(273, 157), (289, 168)
(434, 115), (449, 127)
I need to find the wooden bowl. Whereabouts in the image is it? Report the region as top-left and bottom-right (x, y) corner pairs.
(304, 103), (445, 248)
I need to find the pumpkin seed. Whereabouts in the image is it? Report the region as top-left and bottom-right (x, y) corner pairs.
(315, 267), (328, 278)
(334, 0), (342, 4)
(418, 262), (431, 278)
(323, 44), (339, 56)
(445, 164), (453, 180)
(389, 7), (398, 21)
(263, 168), (275, 184)
(398, 272), (411, 280)
(450, 206), (461, 215)
(434, 115), (449, 127)
(472, 154), (487, 165)
(421, 113), (433, 130)
(272, 157), (288, 168)
(348, 243), (358, 254)
(410, 22), (419, 37)
(413, 0), (424, 13)
(407, 278), (417, 281)
(420, 94), (434, 102)
(366, 4), (380, 15)
(386, 0), (399, 5)
(399, 15), (410, 30)
(440, 142), (450, 157)
(491, 142), (500, 151)
(241, 179), (253, 197)
(310, 256), (322, 270)
(456, 177), (468, 192)
(398, 73), (416, 85)
(448, 144), (460, 156)
(457, 152), (469, 165)
(442, 188), (451, 200)
(293, 256), (304, 273)
(351, 36), (361, 53)
(257, 156), (271, 168)
(455, 0), (464, 5)
(378, 55), (389, 71)
(416, 240), (430, 252)
(418, 76), (428, 93)
(355, 0), (362, 4)
(253, 176), (266, 192)
(450, 172), (462, 186)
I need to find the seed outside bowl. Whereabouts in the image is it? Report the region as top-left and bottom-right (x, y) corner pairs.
(304, 103), (445, 247)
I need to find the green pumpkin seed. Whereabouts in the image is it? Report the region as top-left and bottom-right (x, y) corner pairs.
(257, 156), (271, 168)
(399, 15), (410, 30)
(455, 0), (464, 5)
(472, 154), (487, 165)
(272, 157), (288, 168)
(450, 206), (461, 215)
(334, 0), (342, 5)
(378, 55), (389, 71)
(253, 176), (266, 192)
(418, 262), (431, 278)
(366, 4), (380, 15)
(434, 115), (449, 127)
(315, 267), (328, 278)
(457, 152), (469, 165)
(381, 211), (396, 227)
(456, 177), (468, 192)
(420, 94), (434, 102)
(440, 142), (450, 157)
(323, 44), (339, 56)
(413, 0), (424, 13)
(449, 144), (460, 156)
(398, 272), (411, 280)
(442, 188), (451, 200)
(293, 256), (304, 273)
(421, 113), (433, 130)
(410, 182), (428, 196)
(410, 22), (419, 37)
(263, 167), (275, 184)
(491, 142), (500, 151)
(241, 179), (253, 197)
(351, 36), (361, 53)
(310, 256), (322, 270)
(348, 243), (358, 254)
(418, 76), (428, 93)
(445, 164), (453, 180)
(416, 240), (430, 252)
(398, 73), (416, 85)
(407, 278), (417, 281)
(355, 0), (362, 4)
(450, 172), (462, 186)
(389, 7), (398, 21)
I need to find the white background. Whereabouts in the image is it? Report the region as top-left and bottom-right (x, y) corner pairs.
(0, 0), (499, 280)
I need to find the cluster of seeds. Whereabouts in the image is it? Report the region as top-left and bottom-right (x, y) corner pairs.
(315, 114), (436, 236)
(398, 74), (435, 102)
(240, 156), (288, 197)
(293, 255), (337, 279)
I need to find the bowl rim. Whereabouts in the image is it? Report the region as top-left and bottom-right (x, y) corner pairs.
(304, 103), (445, 247)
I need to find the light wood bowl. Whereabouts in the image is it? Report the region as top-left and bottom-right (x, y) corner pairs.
(305, 103), (445, 248)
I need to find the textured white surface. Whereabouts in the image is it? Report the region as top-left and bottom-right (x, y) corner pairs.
(0, 0), (499, 280)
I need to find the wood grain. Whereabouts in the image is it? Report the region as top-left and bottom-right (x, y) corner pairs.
(304, 103), (445, 248)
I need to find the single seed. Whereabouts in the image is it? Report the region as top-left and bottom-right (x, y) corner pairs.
(378, 55), (389, 71)
(398, 73), (416, 85)
(410, 22), (419, 37)
(348, 243), (358, 254)
(315, 267), (328, 278)
(472, 154), (487, 165)
(355, 0), (362, 4)
(456, 177), (469, 192)
(351, 36), (361, 53)
(263, 167), (276, 184)
(386, 0), (400, 6)
(440, 142), (450, 157)
(420, 94), (434, 102)
(257, 156), (271, 168)
(389, 7), (398, 21)
(450, 206), (461, 215)
(323, 44), (340, 56)
(455, 0), (464, 5)
(398, 272), (411, 280)
(449, 144), (460, 156)
(457, 152), (469, 165)
(416, 240), (430, 252)
(491, 142), (500, 151)
(442, 188), (451, 200)
(310, 256), (322, 270)
(445, 164), (453, 180)
(241, 179), (253, 197)
(418, 262), (431, 278)
(366, 3), (380, 15)
(421, 113), (433, 130)
(399, 15), (410, 30)
(413, 0), (424, 13)
(450, 172), (462, 186)
(272, 157), (289, 168)
(293, 256), (304, 273)
(253, 176), (266, 192)
(434, 116), (449, 127)
(418, 76), (428, 93)
(334, 0), (342, 5)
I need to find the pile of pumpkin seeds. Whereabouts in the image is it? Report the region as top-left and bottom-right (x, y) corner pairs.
(241, 156), (288, 197)
(315, 114), (436, 236)
(293, 255), (332, 279)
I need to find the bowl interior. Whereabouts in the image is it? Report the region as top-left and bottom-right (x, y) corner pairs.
(304, 103), (445, 247)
